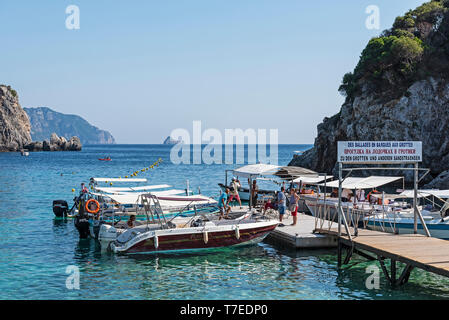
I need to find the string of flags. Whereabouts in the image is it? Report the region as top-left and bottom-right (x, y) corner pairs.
(121, 158), (163, 180)
(74, 158), (164, 192)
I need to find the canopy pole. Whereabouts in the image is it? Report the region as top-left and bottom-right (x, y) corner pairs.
(338, 162), (342, 238)
(414, 163), (418, 234)
(249, 176), (253, 208)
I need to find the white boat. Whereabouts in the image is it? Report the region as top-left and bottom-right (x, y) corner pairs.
(102, 194), (278, 254)
(54, 177), (217, 218)
(219, 164), (321, 207)
(304, 176), (404, 223)
(364, 189), (449, 239)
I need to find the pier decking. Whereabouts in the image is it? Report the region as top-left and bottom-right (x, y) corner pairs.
(227, 207), (336, 249)
(316, 227), (449, 285)
(266, 213), (337, 249)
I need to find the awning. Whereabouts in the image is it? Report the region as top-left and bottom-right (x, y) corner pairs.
(104, 193), (217, 206)
(232, 164), (280, 178)
(293, 175), (334, 185)
(94, 184), (172, 193)
(91, 178), (148, 183)
(274, 166), (317, 180)
(319, 176), (403, 189)
(399, 190), (449, 199)
(93, 189), (185, 197)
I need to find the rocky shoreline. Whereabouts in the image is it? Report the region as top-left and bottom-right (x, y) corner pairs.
(25, 133), (82, 152)
(0, 85), (82, 152)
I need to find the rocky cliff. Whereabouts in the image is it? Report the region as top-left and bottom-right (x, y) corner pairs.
(0, 85), (32, 151)
(24, 107), (115, 145)
(290, 0), (449, 188)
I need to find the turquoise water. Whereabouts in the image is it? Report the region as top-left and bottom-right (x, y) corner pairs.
(1, 144), (449, 300)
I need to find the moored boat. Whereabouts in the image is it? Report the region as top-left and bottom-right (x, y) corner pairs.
(106, 194), (278, 254)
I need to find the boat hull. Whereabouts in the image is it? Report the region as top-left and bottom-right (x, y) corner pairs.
(366, 220), (449, 240)
(113, 223), (277, 254)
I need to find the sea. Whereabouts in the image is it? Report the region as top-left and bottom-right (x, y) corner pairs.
(1, 144), (449, 300)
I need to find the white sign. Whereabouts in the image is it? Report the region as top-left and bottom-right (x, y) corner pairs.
(337, 141), (422, 164)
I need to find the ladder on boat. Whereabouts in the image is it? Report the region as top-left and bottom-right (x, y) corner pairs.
(140, 193), (168, 227)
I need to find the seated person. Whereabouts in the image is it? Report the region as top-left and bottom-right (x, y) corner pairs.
(127, 214), (136, 228)
(263, 199), (275, 214)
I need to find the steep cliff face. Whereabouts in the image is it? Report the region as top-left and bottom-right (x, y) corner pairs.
(24, 107), (115, 145)
(0, 85), (32, 151)
(290, 0), (449, 188)
(291, 78), (449, 181)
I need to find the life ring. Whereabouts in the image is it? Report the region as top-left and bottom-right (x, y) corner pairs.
(85, 199), (100, 214)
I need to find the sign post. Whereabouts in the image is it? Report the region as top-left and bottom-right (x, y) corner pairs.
(336, 141), (428, 241)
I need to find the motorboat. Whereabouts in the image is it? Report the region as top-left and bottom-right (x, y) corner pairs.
(303, 176), (405, 224)
(52, 177), (219, 239)
(219, 164), (321, 206)
(53, 177), (217, 219)
(102, 194), (278, 254)
(364, 189), (449, 239)
(98, 157), (111, 161)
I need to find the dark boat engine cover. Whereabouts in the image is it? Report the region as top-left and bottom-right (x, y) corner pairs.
(75, 214), (90, 239)
(53, 200), (68, 218)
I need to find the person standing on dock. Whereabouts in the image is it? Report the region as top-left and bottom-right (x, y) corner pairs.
(289, 188), (300, 226)
(249, 179), (259, 209)
(219, 188), (231, 219)
(278, 186), (287, 224)
(228, 177), (242, 209)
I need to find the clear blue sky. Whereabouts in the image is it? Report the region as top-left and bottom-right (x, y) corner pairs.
(0, 0), (425, 144)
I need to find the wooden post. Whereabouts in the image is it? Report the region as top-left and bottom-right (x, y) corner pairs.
(337, 240), (342, 267)
(391, 259), (397, 286)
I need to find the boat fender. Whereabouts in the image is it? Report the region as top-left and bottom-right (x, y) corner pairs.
(154, 234), (159, 249)
(203, 231), (208, 244)
(235, 226), (240, 240)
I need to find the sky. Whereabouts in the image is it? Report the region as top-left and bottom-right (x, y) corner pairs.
(0, 0), (426, 144)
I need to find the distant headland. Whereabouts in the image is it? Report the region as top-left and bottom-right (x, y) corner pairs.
(24, 107), (115, 145)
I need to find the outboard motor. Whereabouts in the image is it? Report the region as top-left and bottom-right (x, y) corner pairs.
(74, 199), (90, 239)
(75, 213), (90, 239)
(53, 200), (68, 218)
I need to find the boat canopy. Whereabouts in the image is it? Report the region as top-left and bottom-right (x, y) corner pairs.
(91, 189), (186, 197)
(320, 176), (402, 189)
(274, 166), (318, 180)
(232, 164), (281, 178)
(104, 193), (217, 206)
(94, 184), (172, 193)
(293, 175), (334, 185)
(399, 189), (449, 199)
(91, 178), (148, 183)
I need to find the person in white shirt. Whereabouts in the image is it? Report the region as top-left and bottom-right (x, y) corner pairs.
(341, 188), (351, 202)
(228, 177), (242, 208)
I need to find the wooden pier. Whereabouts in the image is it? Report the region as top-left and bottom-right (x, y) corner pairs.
(316, 227), (449, 286)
